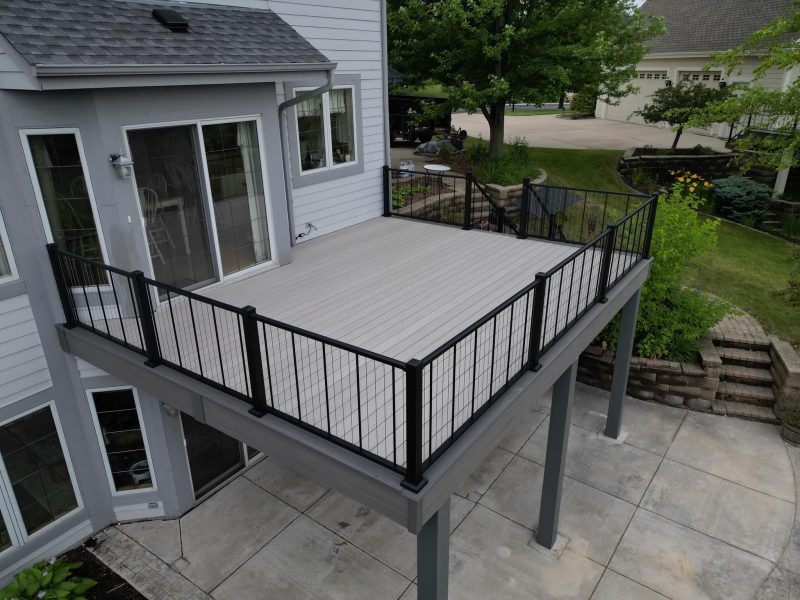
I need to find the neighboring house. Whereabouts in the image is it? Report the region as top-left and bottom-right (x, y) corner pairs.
(596, 0), (795, 140)
(0, 0), (653, 596)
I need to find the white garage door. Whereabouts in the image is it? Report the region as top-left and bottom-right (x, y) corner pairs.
(605, 71), (669, 124)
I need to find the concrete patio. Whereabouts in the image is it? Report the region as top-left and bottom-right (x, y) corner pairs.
(89, 383), (799, 600)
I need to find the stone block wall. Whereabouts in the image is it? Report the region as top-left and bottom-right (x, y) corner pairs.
(577, 339), (721, 412)
(770, 336), (800, 416)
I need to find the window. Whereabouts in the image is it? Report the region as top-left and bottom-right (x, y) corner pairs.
(89, 388), (154, 493)
(295, 87), (357, 174)
(0, 207), (16, 282)
(0, 406), (79, 538)
(0, 511), (12, 553)
(23, 132), (104, 262)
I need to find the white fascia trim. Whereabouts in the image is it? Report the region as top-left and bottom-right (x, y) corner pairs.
(33, 61), (338, 77)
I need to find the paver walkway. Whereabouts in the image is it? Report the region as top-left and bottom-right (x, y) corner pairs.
(89, 383), (799, 600)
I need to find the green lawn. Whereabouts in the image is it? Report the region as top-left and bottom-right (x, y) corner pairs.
(505, 109), (573, 116)
(391, 81), (448, 98)
(683, 220), (799, 344)
(527, 147), (629, 192)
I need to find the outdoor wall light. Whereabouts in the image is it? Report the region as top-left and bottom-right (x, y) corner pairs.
(665, 79), (673, 87)
(109, 152), (134, 178)
(719, 81), (727, 89)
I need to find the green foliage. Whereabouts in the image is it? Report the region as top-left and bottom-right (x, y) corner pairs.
(781, 213), (800, 240)
(783, 248), (800, 307)
(0, 559), (96, 600)
(392, 183), (431, 208)
(629, 168), (658, 193)
(388, 0), (663, 156)
(783, 408), (800, 428)
(632, 81), (730, 150)
(711, 176), (774, 226)
(570, 89), (598, 115)
(472, 145), (537, 186)
(603, 183), (727, 359)
(508, 136), (529, 159)
(466, 138), (490, 163)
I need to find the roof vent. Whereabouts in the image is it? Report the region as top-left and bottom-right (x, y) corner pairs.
(152, 8), (189, 32)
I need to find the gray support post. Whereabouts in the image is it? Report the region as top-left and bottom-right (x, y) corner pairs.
(418, 497), (450, 600)
(536, 361), (577, 549)
(604, 288), (641, 439)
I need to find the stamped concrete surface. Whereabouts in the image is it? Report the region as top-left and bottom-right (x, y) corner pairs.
(449, 112), (730, 151)
(91, 383), (798, 600)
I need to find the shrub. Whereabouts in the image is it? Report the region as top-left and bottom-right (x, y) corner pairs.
(782, 248), (800, 308)
(781, 213), (800, 240)
(600, 182), (728, 360)
(630, 168), (658, 194)
(570, 89), (597, 115)
(0, 559), (96, 600)
(508, 136), (529, 160)
(466, 138), (490, 163)
(712, 176), (773, 226)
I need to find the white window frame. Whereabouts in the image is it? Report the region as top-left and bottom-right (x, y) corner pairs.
(0, 205), (18, 284)
(294, 85), (358, 176)
(0, 402), (83, 550)
(86, 386), (158, 497)
(122, 115), (277, 292)
(19, 128), (109, 265)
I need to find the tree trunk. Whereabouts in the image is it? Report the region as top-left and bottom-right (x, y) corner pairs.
(671, 126), (683, 152)
(487, 100), (506, 158)
(558, 91), (566, 110)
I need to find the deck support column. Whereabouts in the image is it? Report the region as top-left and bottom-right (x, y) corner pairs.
(605, 288), (641, 440)
(536, 361), (577, 549)
(418, 497), (450, 600)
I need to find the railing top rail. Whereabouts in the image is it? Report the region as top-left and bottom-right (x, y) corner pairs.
(48, 245), (136, 278)
(255, 313), (406, 369)
(542, 227), (613, 278)
(613, 194), (657, 227)
(388, 166), (469, 181)
(528, 182), (648, 198)
(142, 275), (246, 314)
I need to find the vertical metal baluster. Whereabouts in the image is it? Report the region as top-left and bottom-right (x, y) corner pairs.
(262, 323), (275, 407)
(450, 346), (457, 436)
(108, 274), (128, 345)
(211, 306), (226, 387)
(391, 366), (397, 467)
(322, 343), (331, 435)
(488, 316), (497, 396)
(165, 290), (182, 367)
(601, 192), (609, 227)
(566, 259), (576, 325)
(554, 269), (564, 335)
(237, 315), (249, 396)
(428, 362), (434, 460)
(577, 247), (588, 316)
(470, 329), (478, 416)
(127, 278), (144, 349)
(579, 192), (588, 242)
(79, 263), (94, 329)
(520, 290), (531, 370)
(291, 332), (301, 419)
(355, 353), (363, 449)
(92, 267), (112, 336)
(188, 298), (204, 377)
(505, 303), (515, 382)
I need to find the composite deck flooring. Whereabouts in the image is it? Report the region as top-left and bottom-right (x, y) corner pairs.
(77, 217), (633, 467)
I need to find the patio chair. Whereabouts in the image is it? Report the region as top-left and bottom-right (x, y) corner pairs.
(139, 187), (175, 265)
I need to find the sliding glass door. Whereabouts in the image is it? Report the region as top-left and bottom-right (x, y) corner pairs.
(127, 118), (271, 291)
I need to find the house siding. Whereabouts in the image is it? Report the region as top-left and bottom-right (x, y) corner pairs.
(0, 294), (52, 408)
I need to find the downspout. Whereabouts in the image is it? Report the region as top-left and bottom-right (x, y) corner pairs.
(278, 69), (335, 245)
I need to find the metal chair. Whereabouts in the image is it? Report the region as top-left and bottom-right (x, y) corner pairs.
(139, 187), (175, 265)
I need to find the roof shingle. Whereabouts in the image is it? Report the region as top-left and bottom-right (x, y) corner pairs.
(641, 0), (793, 54)
(0, 0), (331, 67)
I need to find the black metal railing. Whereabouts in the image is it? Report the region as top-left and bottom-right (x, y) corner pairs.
(728, 111), (799, 142)
(47, 184), (657, 490)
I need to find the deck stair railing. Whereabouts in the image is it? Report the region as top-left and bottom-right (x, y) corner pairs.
(47, 173), (657, 491)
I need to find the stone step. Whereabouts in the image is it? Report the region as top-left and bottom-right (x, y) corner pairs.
(723, 401), (779, 424)
(716, 381), (775, 406)
(711, 334), (771, 351)
(720, 364), (774, 386)
(717, 347), (772, 368)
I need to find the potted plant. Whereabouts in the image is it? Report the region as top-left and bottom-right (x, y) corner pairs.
(781, 409), (800, 445)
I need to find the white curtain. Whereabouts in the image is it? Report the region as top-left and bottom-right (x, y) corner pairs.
(295, 94), (323, 118)
(236, 122), (269, 263)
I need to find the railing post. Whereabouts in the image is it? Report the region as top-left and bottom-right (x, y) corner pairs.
(383, 164), (392, 217)
(46, 244), (77, 329)
(641, 195), (659, 259)
(131, 270), (161, 367)
(528, 273), (547, 371)
(401, 358), (427, 492)
(463, 170), (473, 230)
(518, 177), (530, 239)
(241, 305), (269, 418)
(496, 206), (506, 233)
(597, 224), (618, 303)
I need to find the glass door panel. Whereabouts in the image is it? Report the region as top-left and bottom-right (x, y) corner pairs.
(128, 126), (216, 290)
(202, 121), (270, 275)
(0, 512), (11, 552)
(180, 414), (245, 499)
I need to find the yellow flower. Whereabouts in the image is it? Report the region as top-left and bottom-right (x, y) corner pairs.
(691, 174), (698, 179)
(703, 181), (711, 188)
(677, 176), (685, 182)
(689, 186), (697, 193)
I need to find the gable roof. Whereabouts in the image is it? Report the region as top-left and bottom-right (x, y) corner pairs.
(641, 0), (793, 54)
(0, 0), (331, 70)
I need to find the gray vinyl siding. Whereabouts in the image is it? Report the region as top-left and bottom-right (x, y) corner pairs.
(0, 294), (52, 408)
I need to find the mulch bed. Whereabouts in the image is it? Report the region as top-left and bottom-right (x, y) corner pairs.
(61, 542), (146, 600)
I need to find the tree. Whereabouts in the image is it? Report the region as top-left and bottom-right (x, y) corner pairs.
(632, 81), (730, 151)
(690, 5), (800, 172)
(388, 0), (662, 157)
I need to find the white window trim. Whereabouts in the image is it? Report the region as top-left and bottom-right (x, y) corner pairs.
(294, 85), (359, 176)
(86, 386), (158, 497)
(0, 401), (84, 548)
(19, 128), (110, 265)
(0, 204), (18, 284)
(121, 115), (277, 293)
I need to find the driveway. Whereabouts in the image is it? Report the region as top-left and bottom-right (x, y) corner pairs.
(451, 112), (730, 151)
(87, 383), (799, 600)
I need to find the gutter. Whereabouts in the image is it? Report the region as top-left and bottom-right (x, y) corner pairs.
(277, 68), (335, 244)
(33, 62), (337, 77)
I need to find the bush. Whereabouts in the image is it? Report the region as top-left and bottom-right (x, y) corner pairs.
(570, 89), (597, 115)
(712, 176), (773, 227)
(599, 182), (728, 360)
(630, 168), (658, 194)
(783, 248), (800, 307)
(0, 559), (96, 600)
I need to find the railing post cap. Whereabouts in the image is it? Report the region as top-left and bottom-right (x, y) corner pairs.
(406, 358), (423, 368)
(522, 176), (531, 184)
(241, 305), (257, 316)
(130, 269), (145, 277)
(535, 271), (547, 280)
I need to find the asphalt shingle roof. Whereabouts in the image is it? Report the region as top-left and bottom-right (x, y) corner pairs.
(641, 0), (793, 54)
(0, 0), (331, 67)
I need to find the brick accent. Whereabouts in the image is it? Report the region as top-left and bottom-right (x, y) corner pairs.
(770, 336), (800, 416)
